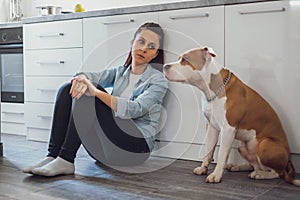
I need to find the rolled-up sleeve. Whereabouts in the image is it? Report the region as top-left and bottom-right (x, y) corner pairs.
(76, 67), (119, 88)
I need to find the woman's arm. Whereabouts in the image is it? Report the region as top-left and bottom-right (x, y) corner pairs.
(94, 90), (118, 111)
(71, 76), (118, 111)
(115, 73), (168, 119)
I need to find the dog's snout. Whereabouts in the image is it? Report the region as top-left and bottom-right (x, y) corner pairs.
(163, 64), (171, 71)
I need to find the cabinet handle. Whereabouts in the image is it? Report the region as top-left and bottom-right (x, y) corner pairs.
(169, 13), (209, 20)
(239, 7), (285, 15)
(103, 19), (135, 25)
(37, 115), (52, 119)
(36, 32), (65, 38)
(37, 88), (57, 92)
(2, 111), (24, 115)
(37, 61), (65, 65)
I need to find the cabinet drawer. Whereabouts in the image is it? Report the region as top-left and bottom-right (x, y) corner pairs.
(25, 77), (71, 103)
(25, 48), (82, 76)
(1, 103), (25, 123)
(25, 102), (54, 130)
(1, 122), (26, 136)
(27, 127), (50, 142)
(24, 19), (82, 49)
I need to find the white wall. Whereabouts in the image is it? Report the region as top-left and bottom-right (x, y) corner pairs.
(0, 0), (32, 23)
(0, 0), (10, 22)
(32, 0), (187, 10)
(0, 0), (187, 22)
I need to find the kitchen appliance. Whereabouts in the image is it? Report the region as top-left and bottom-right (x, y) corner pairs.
(36, 6), (63, 16)
(0, 26), (24, 103)
(9, 0), (23, 22)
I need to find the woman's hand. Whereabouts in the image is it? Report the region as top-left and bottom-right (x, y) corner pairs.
(70, 75), (90, 99)
(70, 74), (117, 111)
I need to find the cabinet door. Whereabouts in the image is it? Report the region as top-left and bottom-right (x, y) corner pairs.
(159, 6), (225, 65)
(225, 1), (300, 153)
(83, 13), (158, 71)
(157, 6), (224, 144)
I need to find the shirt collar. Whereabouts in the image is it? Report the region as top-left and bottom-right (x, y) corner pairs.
(122, 64), (154, 82)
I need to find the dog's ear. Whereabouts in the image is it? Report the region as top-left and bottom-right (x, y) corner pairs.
(204, 47), (216, 57)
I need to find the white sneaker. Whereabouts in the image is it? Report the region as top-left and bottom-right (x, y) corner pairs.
(23, 157), (55, 174)
(31, 157), (75, 177)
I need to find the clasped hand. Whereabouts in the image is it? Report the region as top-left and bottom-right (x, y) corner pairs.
(69, 75), (97, 99)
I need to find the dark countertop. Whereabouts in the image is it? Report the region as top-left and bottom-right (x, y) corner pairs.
(19, 0), (280, 24)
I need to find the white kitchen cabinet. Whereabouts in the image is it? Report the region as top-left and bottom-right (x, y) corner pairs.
(152, 6), (225, 161)
(83, 13), (158, 72)
(159, 6), (225, 64)
(25, 48), (82, 76)
(23, 19), (83, 142)
(225, 1), (300, 155)
(1, 103), (26, 136)
(24, 19), (82, 50)
(25, 77), (72, 103)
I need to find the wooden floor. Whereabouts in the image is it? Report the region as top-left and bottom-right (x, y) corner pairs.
(1, 133), (300, 200)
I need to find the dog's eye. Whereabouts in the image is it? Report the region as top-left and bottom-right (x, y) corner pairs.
(182, 56), (189, 62)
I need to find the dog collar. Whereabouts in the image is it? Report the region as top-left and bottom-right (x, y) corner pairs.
(207, 71), (231, 102)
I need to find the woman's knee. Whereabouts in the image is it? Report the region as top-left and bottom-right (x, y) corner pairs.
(56, 82), (72, 101)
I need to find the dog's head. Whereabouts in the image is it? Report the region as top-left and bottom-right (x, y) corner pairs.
(163, 47), (216, 82)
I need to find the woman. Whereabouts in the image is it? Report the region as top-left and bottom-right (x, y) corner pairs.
(23, 22), (168, 176)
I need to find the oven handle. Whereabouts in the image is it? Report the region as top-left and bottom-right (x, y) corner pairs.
(0, 44), (23, 49)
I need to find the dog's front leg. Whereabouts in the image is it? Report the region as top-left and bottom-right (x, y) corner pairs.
(206, 124), (236, 183)
(194, 123), (219, 175)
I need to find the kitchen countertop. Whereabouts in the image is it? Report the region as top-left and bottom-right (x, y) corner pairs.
(0, 22), (22, 28)
(3, 0), (280, 25)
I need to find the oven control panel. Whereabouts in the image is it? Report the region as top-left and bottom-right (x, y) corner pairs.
(0, 27), (23, 45)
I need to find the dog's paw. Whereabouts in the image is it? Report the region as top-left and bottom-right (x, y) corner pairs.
(226, 163), (253, 172)
(226, 163), (240, 172)
(249, 171), (262, 179)
(205, 173), (222, 183)
(193, 166), (208, 175)
(248, 170), (279, 180)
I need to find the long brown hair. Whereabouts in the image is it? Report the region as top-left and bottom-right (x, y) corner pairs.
(124, 22), (165, 71)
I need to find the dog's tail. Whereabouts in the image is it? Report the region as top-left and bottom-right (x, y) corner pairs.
(283, 160), (300, 187)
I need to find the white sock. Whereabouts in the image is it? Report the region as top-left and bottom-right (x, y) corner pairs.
(31, 157), (75, 177)
(23, 157), (55, 174)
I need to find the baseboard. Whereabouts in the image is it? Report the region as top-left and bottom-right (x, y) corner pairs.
(0, 142), (3, 157)
(291, 153), (300, 173)
(153, 141), (300, 173)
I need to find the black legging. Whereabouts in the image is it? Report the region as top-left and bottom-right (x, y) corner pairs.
(47, 82), (150, 166)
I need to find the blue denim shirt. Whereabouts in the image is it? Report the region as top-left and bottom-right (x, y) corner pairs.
(81, 65), (168, 150)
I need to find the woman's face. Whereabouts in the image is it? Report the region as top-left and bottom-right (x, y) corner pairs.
(131, 29), (160, 67)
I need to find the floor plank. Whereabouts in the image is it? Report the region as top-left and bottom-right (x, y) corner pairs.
(1, 134), (300, 200)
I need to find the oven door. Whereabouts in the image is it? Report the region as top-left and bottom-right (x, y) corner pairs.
(0, 44), (24, 103)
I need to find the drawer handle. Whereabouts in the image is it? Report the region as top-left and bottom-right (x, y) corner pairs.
(239, 7), (285, 15)
(37, 115), (52, 119)
(103, 19), (135, 25)
(36, 32), (65, 38)
(169, 13), (209, 20)
(2, 111), (24, 115)
(37, 61), (65, 65)
(37, 88), (57, 92)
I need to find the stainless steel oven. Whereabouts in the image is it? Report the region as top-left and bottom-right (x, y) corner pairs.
(0, 26), (24, 103)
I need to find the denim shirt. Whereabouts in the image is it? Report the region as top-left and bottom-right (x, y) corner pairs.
(81, 64), (168, 150)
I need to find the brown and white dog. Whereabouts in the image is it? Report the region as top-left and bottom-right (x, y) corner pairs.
(163, 47), (300, 186)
